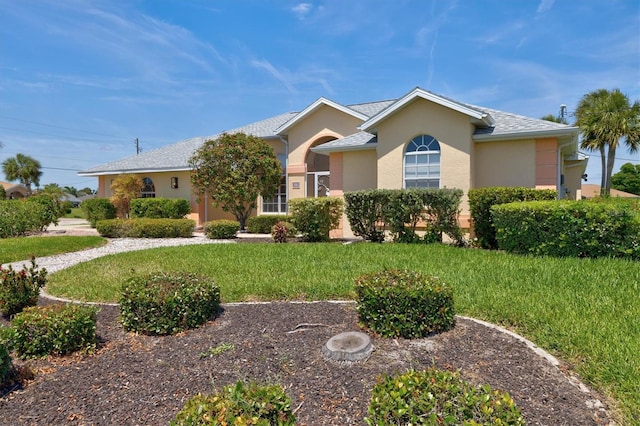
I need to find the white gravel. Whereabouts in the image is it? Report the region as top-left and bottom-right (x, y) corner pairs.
(3, 236), (234, 274)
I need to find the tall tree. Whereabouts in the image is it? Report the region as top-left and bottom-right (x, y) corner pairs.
(110, 174), (143, 218)
(575, 89), (640, 196)
(2, 153), (43, 195)
(189, 132), (282, 230)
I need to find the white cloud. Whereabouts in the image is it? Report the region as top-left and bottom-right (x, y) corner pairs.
(291, 3), (313, 20)
(537, 0), (555, 13)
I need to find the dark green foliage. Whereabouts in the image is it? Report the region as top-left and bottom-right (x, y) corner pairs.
(354, 269), (455, 338)
(27, 195), (65, 231)
(171, 380), (296, 426)
(0, 257), (47, 317)
(493, 199), (640, 259)
(468, 187), (557, 249)
(289, 197), (343, 242)
(204, 219), (240, 239)
(8, 304), (98, 359)
(0, 338), (11, 387)
(345, 189), (464, 244)
(365, 369), (524, 425)
(81, 197), (117, 227)
(0, 185), (5, 200)
(119, 272), (220, 335)
(344, 190), (388, 242)
(96, 218), (195, 238)
(271, 221), (296, 243)
(129, 198), (191, 219)
(247, 215), (285, 234)
(611, 162), (640, 195)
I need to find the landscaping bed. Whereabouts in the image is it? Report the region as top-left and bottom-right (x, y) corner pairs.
(0, 299), (612, 425)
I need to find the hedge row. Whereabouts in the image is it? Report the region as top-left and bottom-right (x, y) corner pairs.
(493, 199), (640, 259)
(344, 188), (464, 244)
(96, 218), (195, 238)
(130, 198), (191, 219)
(468, 187), (557, 249)
(0, 196), (64, 238)
(82, 198), (117, 227)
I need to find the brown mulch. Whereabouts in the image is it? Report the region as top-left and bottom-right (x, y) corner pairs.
(0, 298), (613, 425)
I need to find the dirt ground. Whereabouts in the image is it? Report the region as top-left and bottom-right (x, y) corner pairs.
(0, 299), (613, 425)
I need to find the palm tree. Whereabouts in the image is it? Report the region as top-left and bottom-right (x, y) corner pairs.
(575, 89), (640, 196)
(2, 153), (43, 196)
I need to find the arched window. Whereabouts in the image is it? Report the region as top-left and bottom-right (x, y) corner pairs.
(404, 135), (440, 188)
(141, 177), (156, 198)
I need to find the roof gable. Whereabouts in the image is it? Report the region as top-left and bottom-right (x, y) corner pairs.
(276, 97), (368, 136)
(360, 87), (495, 133)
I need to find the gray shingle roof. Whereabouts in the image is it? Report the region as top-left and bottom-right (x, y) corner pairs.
(79, 93), (577, 175)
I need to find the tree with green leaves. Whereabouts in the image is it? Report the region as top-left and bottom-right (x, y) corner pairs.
(189, 132), (282, 230)
(110, 174), (143, 218)
(611, 162), (640, 195)
(541, 113), (567, 124)
(575, 89), (640, 196)
(2, 153), (43, 196)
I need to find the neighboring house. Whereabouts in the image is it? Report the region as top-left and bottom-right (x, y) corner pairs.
(78, 87), (588, 237)
(62, 193), (82, 207)
(0, 181), (29, 199)
(581, 184), (640, 199)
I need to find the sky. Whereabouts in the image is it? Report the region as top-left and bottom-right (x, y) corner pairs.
(0, 0), (639, 190)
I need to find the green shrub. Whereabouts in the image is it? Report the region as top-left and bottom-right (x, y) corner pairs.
(119, 272), (220, 335)
(289, 197), (343, 242)
(204, 219), (240, 239)
(271, 221), (296, 243)
(0, 257), (47, 317)
(493, 199), (640, 259)
(82, 198), (117, 227)
(354, 269), (455, 338)
(344, 190), (389, 242)
(96, 218), (195, 238)
(468, 187), (556, 249)
(27, 195), (65, 231)
(130, 198), (191, 219)
(0, 200), (48, 238)
(9, 304), (98, 359)
(246, 215), (285, 234)
(365, 368), (524, 425)
(0, 338), (11, 388)
(0, 185), (5, 200)
(171, 380), (296, 426)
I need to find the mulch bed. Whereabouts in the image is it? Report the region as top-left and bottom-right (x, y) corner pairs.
(1, 299), (613, 425)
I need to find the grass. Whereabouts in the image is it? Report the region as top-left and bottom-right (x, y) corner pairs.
(39, 243), (640, 424)
(64, 207), (86, 219)
(0, 236), (107, 264)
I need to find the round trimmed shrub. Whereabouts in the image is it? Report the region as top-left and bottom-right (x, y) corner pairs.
(171, 380), (296, 426)
(119, 272), (220, 335)
(9, 304), (98, 359)
(355, 269), (455, 338)
(271, 221), (297, 243)
(204, 219), (240, 239)
(366, 369), (524, 425)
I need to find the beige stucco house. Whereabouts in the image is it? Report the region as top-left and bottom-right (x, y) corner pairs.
(0, 181), (29, 199)
(79, 87), (587, 237)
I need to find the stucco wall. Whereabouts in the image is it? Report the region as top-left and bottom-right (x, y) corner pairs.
(474, 140), (537, 188)
(342, 150), (377, 192)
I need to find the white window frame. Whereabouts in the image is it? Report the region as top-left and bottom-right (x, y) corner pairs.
(403, 135), (441, 188)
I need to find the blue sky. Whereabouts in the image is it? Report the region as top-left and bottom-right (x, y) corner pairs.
(0, 0), (638, 190)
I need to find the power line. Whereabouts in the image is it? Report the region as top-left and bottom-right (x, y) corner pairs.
(0, 115), (123, 138)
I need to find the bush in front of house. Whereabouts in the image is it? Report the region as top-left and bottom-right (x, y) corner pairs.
(365, 368), (524, 425)
(0, 200), (44, 238)
(0, 257), (47, 317)
(354, 269), (455, 338)
(119, 272), (220, 335)
(289, 197), (343, 242)
(24, 195), (65, 231)
(344, 190), (389, 243)
(81, 197), (117, 227)
(129, 198), (191, 219)
(204, 219), (240, 239)
(246, 215), (285, 234)
(468, 187), (557, 249)
(0, 337), (12, 388)
(8, 304), (98, 359)
(271, 221), (297, 243)
(492, 198), (640, 259)
(96, 218), (195, 238)
(171, 380), (296, 426)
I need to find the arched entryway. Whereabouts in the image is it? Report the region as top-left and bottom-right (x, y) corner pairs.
(305, 136), (335, 197)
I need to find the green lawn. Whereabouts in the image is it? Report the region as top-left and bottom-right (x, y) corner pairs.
(0, 236), (106, 264)
(43, 243), (640, 424)
(64, 207), (86, 219)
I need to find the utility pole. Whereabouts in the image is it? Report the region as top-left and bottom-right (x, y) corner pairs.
(135, 138), (142, 155)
